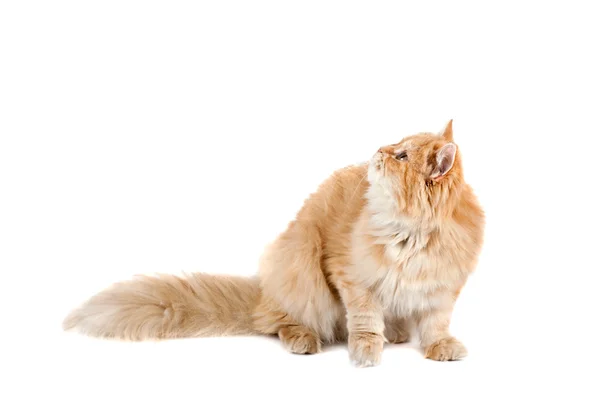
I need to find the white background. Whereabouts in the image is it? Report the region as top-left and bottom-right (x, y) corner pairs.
(1, 1), (599, 397)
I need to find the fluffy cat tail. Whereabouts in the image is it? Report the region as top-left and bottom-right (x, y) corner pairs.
(62, 273), (261, 341)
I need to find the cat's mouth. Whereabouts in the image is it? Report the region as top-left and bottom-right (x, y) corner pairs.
(368, 152), (385, 183)
(372, 152), (384, 171)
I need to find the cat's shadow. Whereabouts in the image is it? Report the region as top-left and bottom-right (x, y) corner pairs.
(321, 339), (422, 353)
(260, 333), (422, 356)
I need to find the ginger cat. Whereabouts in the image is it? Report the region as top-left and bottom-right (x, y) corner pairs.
(63, 120), (485, 367)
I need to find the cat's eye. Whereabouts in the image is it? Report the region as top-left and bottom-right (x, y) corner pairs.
(395, 151), (408, 161)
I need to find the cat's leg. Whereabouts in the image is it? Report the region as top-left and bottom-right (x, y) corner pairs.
(252, 296), (322, 354)
(416, 308), (467, 361)
(384, 317), (411, 344)
(256, 223), (340, 350)
(278, 324), (321, 354)
(339, 287), (385, 367)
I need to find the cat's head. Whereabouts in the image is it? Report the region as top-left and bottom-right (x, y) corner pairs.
(367, 120), (463, 221)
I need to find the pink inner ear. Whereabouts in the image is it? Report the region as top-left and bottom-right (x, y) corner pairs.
(433, 143), (456, 179)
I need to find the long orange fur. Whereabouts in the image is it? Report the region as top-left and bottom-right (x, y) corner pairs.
(63, 120), (485, 366)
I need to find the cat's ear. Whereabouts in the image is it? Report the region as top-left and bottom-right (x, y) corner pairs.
(431, 143), (457, 180)
(439, 119), (453, 141)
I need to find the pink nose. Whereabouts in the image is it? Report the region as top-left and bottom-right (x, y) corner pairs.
(378, 146), (393, 154)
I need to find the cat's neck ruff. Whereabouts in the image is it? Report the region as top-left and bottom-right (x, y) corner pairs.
(362, 175), (441, 267)
(365, 181), (436, 236)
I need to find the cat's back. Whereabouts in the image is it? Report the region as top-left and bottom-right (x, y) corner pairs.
(296, 163), (370, 226)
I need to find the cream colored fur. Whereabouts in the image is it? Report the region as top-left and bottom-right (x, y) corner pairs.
(64, 120), (485, 367)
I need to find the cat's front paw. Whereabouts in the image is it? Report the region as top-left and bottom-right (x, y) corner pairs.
(348, 333), (384, 367)
(425, 337), (467, 361)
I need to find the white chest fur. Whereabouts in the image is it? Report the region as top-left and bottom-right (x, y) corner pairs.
(357, 181), (465, 317)
(353, 223), (457, 317)
(372, 259), (454, 316)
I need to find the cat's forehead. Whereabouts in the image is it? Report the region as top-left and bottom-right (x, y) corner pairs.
(397, 133), (440, 149)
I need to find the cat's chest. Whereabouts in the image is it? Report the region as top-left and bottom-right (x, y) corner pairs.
(372, 253), (454, 316)
(352, 217), (471, 315)
(368, 231), (460, 315)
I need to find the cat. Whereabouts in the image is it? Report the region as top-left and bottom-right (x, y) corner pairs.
(63, 120), (485, 367)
